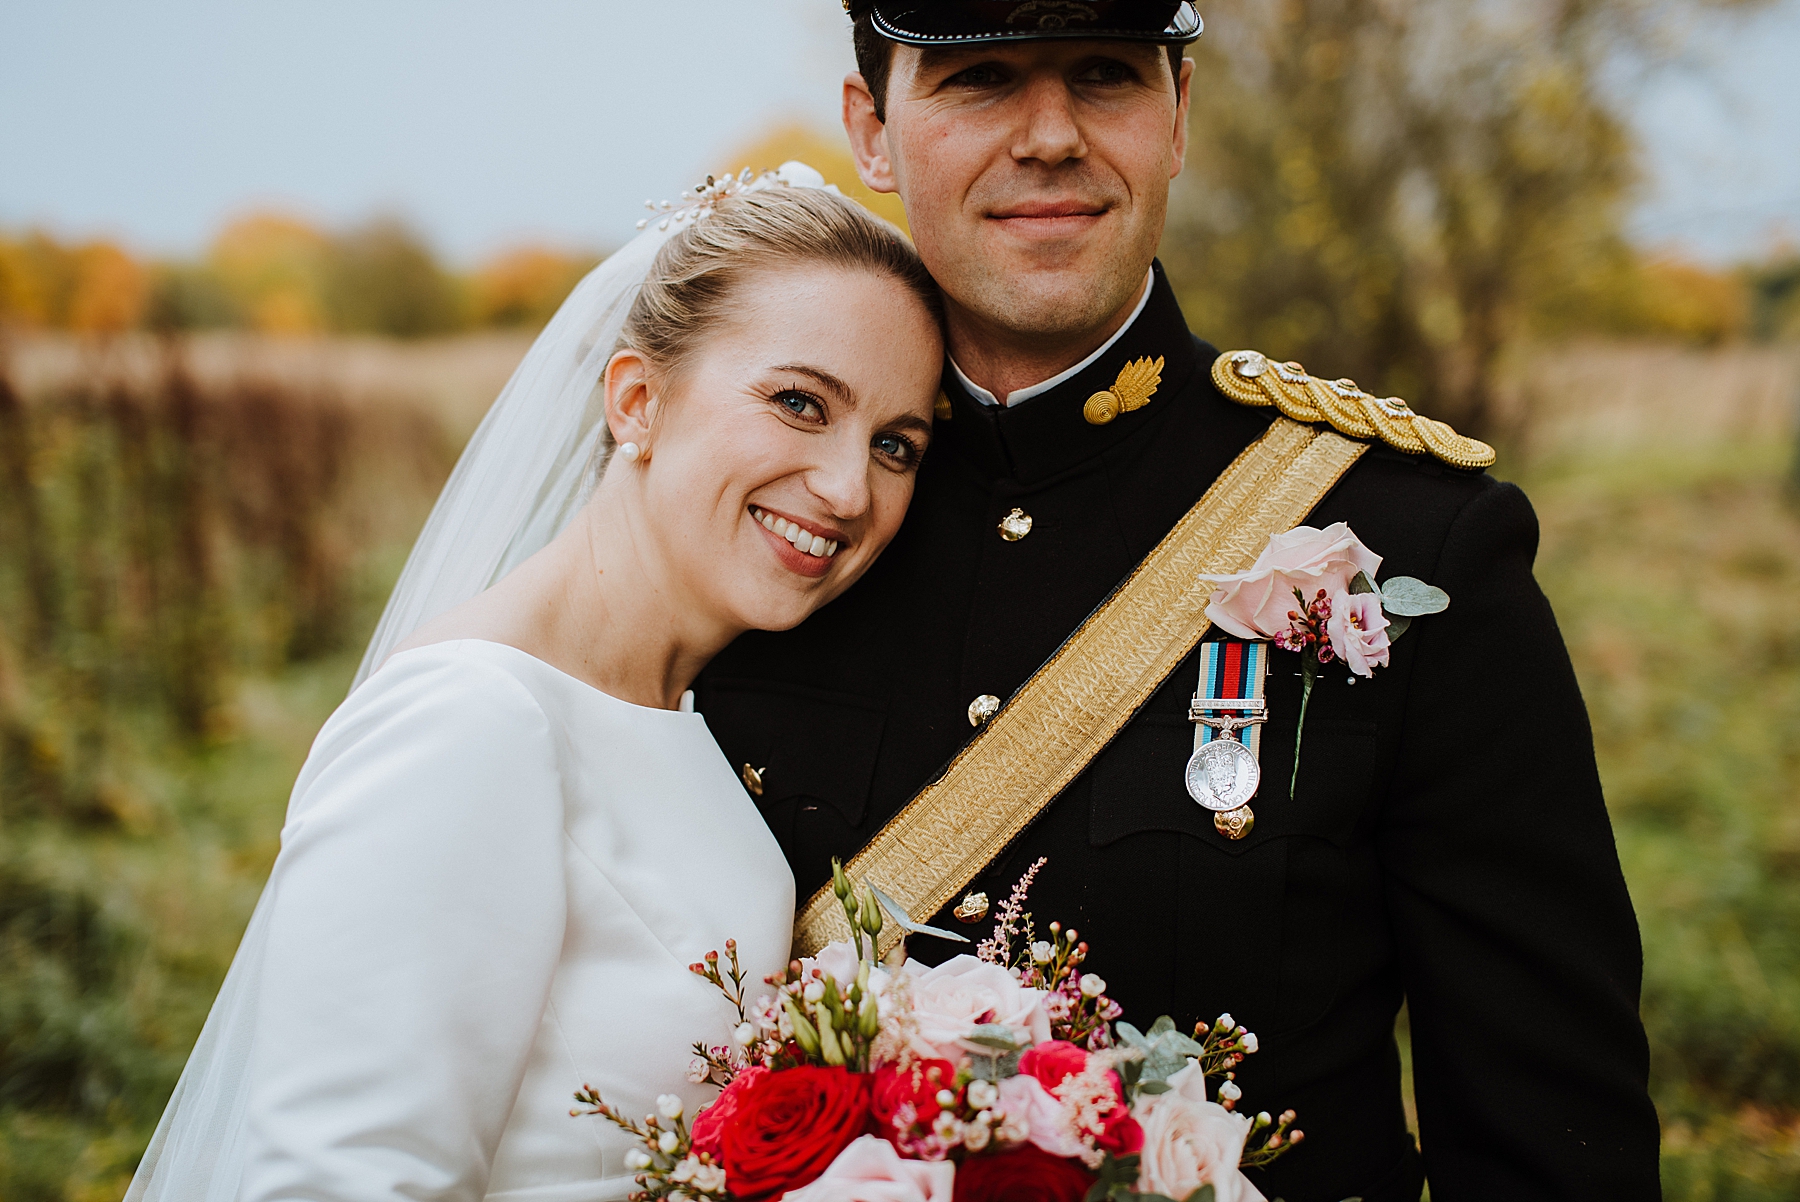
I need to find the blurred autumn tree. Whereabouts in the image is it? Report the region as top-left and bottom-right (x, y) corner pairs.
(471, 246), (602, 328)
(1, 217), (601, 340)
(1161, 0), (1769, 437)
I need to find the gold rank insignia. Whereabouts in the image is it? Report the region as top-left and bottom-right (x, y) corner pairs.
(1212, 350), (1496, 469)
(1084, 355), (1164, 425)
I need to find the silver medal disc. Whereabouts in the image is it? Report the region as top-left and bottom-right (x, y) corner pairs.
(1184, 737), (1261, 812)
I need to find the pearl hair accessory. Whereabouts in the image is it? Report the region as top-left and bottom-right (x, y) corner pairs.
(618, 441), (641, 462)
(637, 161), (839, 231)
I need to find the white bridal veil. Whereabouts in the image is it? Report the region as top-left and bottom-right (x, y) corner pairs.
(126, 162), (835, 1201)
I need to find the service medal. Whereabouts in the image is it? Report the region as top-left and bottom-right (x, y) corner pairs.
(1184, 736), (1261, 812)
(1187, 641), (1269, 840)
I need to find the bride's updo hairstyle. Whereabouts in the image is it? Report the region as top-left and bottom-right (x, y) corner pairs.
(616, 184), (941, 380)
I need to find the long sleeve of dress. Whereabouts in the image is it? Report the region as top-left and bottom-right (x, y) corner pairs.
(1378, 481), (1661, 1199)
(238, 653), (569, 1202)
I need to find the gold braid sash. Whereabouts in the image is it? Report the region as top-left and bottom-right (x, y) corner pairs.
(794, 416), (1369, 957)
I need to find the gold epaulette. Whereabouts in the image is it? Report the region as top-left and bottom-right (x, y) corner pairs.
(1211, 350), (1495, 470)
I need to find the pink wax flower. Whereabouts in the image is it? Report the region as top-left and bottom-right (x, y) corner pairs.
(1327, 589), (1391, 678)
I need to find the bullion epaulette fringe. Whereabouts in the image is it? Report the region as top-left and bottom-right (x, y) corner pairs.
(1212, 350), (1496, 470)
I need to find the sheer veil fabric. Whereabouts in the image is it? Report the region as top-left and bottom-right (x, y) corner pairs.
(127, 163), (835, 1200)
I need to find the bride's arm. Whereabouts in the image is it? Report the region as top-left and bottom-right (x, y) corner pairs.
(238, 652), (567, 1202)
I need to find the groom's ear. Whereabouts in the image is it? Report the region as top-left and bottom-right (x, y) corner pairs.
(843, 72), (898, 195)
(603, 349), (657, 449)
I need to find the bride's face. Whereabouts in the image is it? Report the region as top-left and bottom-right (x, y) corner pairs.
(605, 263), (942, 632)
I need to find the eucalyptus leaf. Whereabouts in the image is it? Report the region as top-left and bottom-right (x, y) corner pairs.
(1378, 576), (1450, 616)
(1147, 1014), (1178, 1036)
(1183, 1188), (1217, 1202)
(1384, 613), (1412, 642)
(1137, 1079), (1172, 1095)
(964, 1027), (1028, 1051)
(1349, 571), (1377, 595)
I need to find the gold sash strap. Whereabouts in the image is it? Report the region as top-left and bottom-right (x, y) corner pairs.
(794, 417), (1368, 957)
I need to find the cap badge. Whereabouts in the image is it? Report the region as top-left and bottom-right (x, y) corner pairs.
(1083, 355), (1165, 426)
(1007, 1), (1099, 30)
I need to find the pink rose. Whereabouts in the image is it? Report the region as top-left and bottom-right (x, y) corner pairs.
(996, 1073), (1087, 1159)
(1326, 589), (1391, 678)
(780, 1135), (956, 1202)
(900, 955), (1051, 1062)
(802, 940), (869, 987)
(1017, 1040), (1089, 1092)
(1204, 523), (1382, 640)
(1132, 1065), (1264, 1202)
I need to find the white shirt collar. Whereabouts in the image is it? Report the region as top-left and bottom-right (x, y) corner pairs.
(949, 267), (1156, 408)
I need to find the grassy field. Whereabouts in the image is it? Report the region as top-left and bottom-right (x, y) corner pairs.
(0, 334), (1796, 1198)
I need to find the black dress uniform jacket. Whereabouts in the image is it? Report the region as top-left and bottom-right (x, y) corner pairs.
(695, 263), (1660, 1202)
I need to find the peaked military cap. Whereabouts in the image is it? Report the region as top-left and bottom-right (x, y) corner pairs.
(845, 0), (1203, 45)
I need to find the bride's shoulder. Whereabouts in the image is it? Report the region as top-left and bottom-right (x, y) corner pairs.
(282, 640), (572, 830)
(317, 640), (562, 759)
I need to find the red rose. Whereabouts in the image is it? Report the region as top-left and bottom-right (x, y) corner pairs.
(870, 1059), (959, 1146)
(952, 1144), (1094, 1202)
(718, 1065), (872, 1201)
(1098, 1108), (1144, 1157)
(690, 1065), (765, 1158)
(1017, 1040), (1088, 1091)
(1015, 1040), (1142, 1156)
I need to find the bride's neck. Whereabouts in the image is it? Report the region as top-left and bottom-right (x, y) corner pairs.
(562, 505), (733, 709)
(452, 500), (734, 711)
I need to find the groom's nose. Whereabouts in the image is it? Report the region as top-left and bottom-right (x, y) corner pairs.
(1011, 74), (1087, 167)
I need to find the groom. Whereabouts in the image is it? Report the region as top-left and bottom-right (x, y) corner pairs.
(696, 2), (1660, 1198)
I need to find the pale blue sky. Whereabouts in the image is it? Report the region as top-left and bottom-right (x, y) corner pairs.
(2, 0), (1796, 265)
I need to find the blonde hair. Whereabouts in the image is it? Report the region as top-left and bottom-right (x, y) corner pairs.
(618, 185), (941, 377)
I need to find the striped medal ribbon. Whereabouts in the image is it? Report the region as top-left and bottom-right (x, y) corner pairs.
(1185, 640), (1269, 840)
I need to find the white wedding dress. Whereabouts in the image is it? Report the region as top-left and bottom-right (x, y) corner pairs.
(234, 639), (793, 1201)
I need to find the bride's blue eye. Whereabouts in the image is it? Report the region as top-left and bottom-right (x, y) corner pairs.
(773, 389), (824, 422)
(873, 432), (919, 464)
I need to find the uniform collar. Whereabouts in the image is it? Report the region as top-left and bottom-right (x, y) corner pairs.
(937, 260), (1200, 486)
(949, 267), (1155, 408)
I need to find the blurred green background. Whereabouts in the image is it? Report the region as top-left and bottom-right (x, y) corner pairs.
(4, 0), (1800, 1198)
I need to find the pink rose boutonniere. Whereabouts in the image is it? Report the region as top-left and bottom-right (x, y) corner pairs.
(1202, 523), (1449, 795)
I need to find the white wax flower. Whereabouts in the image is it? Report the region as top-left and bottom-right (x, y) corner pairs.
(1240, 1032), (1259, 1053)
(624, 1149), (652, 1171)
(657, 1093), (684, 1120)
(1079, 973), (1107, 998)
(657, 1129), (680, 1154)
(966, 1078), (999, 1110)
(1031, 941), (1054, 963)
(734, 1022), (757, 1046)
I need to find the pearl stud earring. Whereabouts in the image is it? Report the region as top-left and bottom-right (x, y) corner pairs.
(618, 441), (641, 462)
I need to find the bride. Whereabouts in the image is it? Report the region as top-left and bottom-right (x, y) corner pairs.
(126, 167), (944, 1201)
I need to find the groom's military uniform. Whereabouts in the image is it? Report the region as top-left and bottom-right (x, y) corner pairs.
(696, 265), (1659, 1201)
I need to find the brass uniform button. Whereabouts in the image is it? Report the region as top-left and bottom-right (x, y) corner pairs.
(1214, 805), (1254, 840)
(740, 764), (765, 796)
(968, 694), (1001, 727)
(954, 892), (991, 923)
(998, 508), (1033, 541)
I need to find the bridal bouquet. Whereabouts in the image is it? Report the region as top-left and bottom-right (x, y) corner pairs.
(575, 860), (1300, 1202)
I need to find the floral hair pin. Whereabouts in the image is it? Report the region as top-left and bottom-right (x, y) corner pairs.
(637, 161), (841, 231)
(1202, 523), (1450, 796)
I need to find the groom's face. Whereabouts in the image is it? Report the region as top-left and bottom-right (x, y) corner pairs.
(847, 39), (1192, 344)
